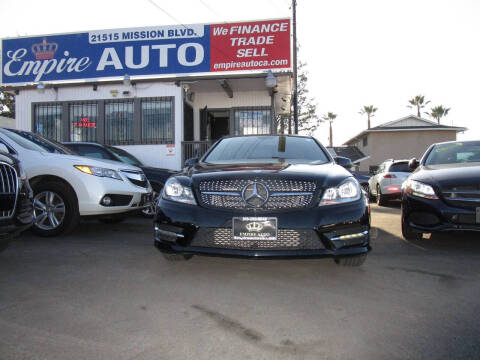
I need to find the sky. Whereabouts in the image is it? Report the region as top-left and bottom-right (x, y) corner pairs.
(1, 0), (478, 145)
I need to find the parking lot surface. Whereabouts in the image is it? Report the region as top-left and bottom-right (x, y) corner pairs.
(1, 204), (479, 360)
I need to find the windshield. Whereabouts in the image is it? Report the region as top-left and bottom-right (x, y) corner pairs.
(389, 162), (413, 173)
(1, 129), (75, 154)
(424, 141), (480, 165)
(108, 146), (143, 166)
(203, 136), (330, 165)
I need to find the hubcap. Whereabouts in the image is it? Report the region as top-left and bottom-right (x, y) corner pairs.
(33, 191), (65, 230)
(142, 191), (158, 216)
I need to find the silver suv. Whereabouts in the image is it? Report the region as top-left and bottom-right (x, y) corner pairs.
(368, 159), (413, 206)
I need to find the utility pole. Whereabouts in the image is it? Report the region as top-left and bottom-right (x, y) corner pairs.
(292, 0), (298, 134)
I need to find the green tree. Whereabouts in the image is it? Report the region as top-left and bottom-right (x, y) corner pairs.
(0, 87), (15, 118)
(277, 61), (321, 135)
(321, 112), (337, 147)
(359, 105), (377, 129)
(407, 95), (430, 117)
(426, 105), (450, 124)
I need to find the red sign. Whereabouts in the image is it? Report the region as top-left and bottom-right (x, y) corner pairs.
(73, 117), (96, 128)
(210, 19), (291, 72)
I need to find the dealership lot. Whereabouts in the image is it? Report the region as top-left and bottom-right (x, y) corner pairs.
(0, 205), (479, 360)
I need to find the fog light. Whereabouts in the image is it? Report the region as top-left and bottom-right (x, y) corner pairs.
(330, 230), (369, 249)
(101, 196), (112, 206)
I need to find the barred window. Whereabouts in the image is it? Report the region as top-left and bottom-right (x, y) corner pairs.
(234, 109), (271, 135)
(33, 104), (62, 141)
(69, 103), (98, 142)
(105, 101), (134, 145)
(141, 98), (173, 144)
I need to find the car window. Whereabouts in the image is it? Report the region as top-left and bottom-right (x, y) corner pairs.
(0, 128), (74, 154)
(388, 162), (413, 173)
(425, 141), (480, 165)
(204, 136), (330, 165)
(69, 144), (116, 161)
(107, 146), (144, 167)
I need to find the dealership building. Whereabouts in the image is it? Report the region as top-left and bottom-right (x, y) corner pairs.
(1, 19), (293, 170)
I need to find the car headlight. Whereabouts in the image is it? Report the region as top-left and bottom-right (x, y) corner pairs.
(74, 165), (122, 180)
(404, 179), (438, 200)
(319, 178), (361, 206)
(162, 177), (197, 205)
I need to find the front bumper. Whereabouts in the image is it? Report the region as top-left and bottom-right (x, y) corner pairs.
(402, 194), (480, 232)
(154, 198), (371, 259)
(75, 175), (153, 216)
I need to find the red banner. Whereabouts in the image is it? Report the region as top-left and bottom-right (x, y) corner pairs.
(210, 19), (291, 72)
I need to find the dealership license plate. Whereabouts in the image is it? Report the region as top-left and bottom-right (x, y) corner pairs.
(232, 217), (277, 241)
(477, 208), (480, 224)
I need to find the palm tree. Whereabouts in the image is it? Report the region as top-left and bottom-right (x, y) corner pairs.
(407, 95), (430, 117)
(426, 105), (451, 124)
(322, 112), (337, 147)
(359, 105), (377, 129)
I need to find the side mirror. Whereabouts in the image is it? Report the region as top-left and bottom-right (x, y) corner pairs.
(184, 157), (199, 168)
(335, 156), (353, 170)
(408, 158), (419, 170)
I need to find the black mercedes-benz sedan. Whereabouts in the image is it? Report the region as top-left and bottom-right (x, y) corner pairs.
(0, 151), (34, 252)
(154, 135), (370, 266)
(401, 140), (480, 240)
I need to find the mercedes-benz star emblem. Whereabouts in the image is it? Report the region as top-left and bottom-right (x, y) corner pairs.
(242, 182), (269, 208)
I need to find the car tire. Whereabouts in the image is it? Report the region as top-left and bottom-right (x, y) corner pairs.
(401, 212), (423, 241)
(32, 181), (79, 237)
(376, 185), (386, 206)
(335, 253), (367, 267)
(162, 253), (193, 261)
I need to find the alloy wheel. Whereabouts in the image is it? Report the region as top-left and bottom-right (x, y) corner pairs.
(34, 191), (66, 230)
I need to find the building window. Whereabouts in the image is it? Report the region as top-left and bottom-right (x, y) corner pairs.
(69, 103), (98, 142)
(141, 98), (174, 144)
(363, 135), (368, 147)
(105, 101), (134, 145)
(234, 109), (271, 135)
(33, 104), (63, 141)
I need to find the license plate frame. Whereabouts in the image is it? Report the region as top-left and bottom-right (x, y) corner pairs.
(476, 207), (480, 224)
(232, 217), (278, 241)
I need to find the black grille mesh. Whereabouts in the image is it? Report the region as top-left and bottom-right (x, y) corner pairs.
(198, 179), (317, 210)
(190, 228), (324, 250)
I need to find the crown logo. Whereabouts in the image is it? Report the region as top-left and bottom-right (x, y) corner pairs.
(246, 222), (264, 232)
(31, 38), (58, 60)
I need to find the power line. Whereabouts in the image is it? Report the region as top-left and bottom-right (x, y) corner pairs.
(145, 0), (188, 28)
(199, 0), (223, 20)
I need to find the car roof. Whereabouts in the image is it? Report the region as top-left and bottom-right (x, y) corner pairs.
(430, 140), (480, 146)
(63, 141), (104, 146)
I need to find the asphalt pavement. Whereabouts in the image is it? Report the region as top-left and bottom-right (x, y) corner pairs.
(1, 204), (479, 360)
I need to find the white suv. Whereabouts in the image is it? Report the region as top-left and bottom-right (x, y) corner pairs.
(0, 128), (152, 236)
(368, 159), (413, 206)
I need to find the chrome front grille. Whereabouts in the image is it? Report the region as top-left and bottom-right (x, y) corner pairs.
(442, 185), (480, 209)
(0, 163), (18, 219)
(198, 179), (317, 210)
(121, 170), (149, 188)
(191, 228), (324, 250)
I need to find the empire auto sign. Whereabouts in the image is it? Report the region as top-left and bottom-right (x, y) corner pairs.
(0, 19), (291, 85)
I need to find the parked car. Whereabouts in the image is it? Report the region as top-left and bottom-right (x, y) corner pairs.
(368, 159), (413, 205)
(154, 135), (370, 266)
(0, 150), (34, 251)
(332, 156), (371, 195)
(401, 140), (480, 240)
(62, 142), (176, 216)
(0, 128), (153, 236)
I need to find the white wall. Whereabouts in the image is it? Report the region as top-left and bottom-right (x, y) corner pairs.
(0, 116), (15, 129)
(15, 82), (184, 170)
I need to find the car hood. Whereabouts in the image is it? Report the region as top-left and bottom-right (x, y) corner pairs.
(41, 152), (142, 172)
(182, 162), (353, 188)
(412, 162), (480, 188)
